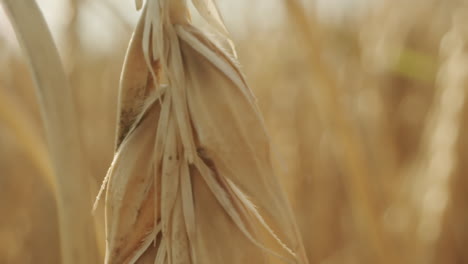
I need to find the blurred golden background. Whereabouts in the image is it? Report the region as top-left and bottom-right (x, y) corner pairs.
(1, 0), (468, 263)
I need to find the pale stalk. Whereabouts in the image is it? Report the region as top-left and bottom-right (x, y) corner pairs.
(409, 13), (467, 262)
(283, 1), (393, 263)
(2, 0), (99, 263)
(0, 91), (55, 192)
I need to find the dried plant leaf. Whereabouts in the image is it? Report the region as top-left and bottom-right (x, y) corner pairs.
(105, 99), (161, 264)
(191, 0), (237, 57)
(116, 8), (158, 148)
(191, 0), (228, 36)
(101, 1), (309, 263)
(180, 27), (303, 261)
(3, 1), (99, 263)
(190, 164), (268, 264)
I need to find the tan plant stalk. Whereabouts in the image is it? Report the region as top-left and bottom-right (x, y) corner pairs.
(282, 0), (392, 263)
(0, 91), (55, 191)
(95, 0), (309, 263)
(409, 11), (468, 260)
(2, 0), (99, 263)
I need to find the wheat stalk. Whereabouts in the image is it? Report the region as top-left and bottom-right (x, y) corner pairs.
(282, 0), (394, 263)
(0, 91), (55, 191)
(95, 0), (309, 263)
(409, 11), (468, 260)
(2, 0), (99, 263)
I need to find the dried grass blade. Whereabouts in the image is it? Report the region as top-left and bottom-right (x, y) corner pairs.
(194, 158), (294, 263)
(2, 1), (99, 263)
(182, 33), (305, 254)
(191, 0), (237, 56)
(104, 101), (160, 264)
(180, 161), (196, 251)
(118, 6), (157, 148)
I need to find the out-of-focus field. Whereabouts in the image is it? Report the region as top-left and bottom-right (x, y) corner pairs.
(1, 0), (467, 263)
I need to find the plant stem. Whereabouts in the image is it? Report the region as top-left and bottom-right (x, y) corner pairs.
(2, 0), (99, 263)
(283, 1), (393, 263)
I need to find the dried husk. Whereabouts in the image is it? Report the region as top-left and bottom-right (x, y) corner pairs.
(97, 1), (309, 263)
